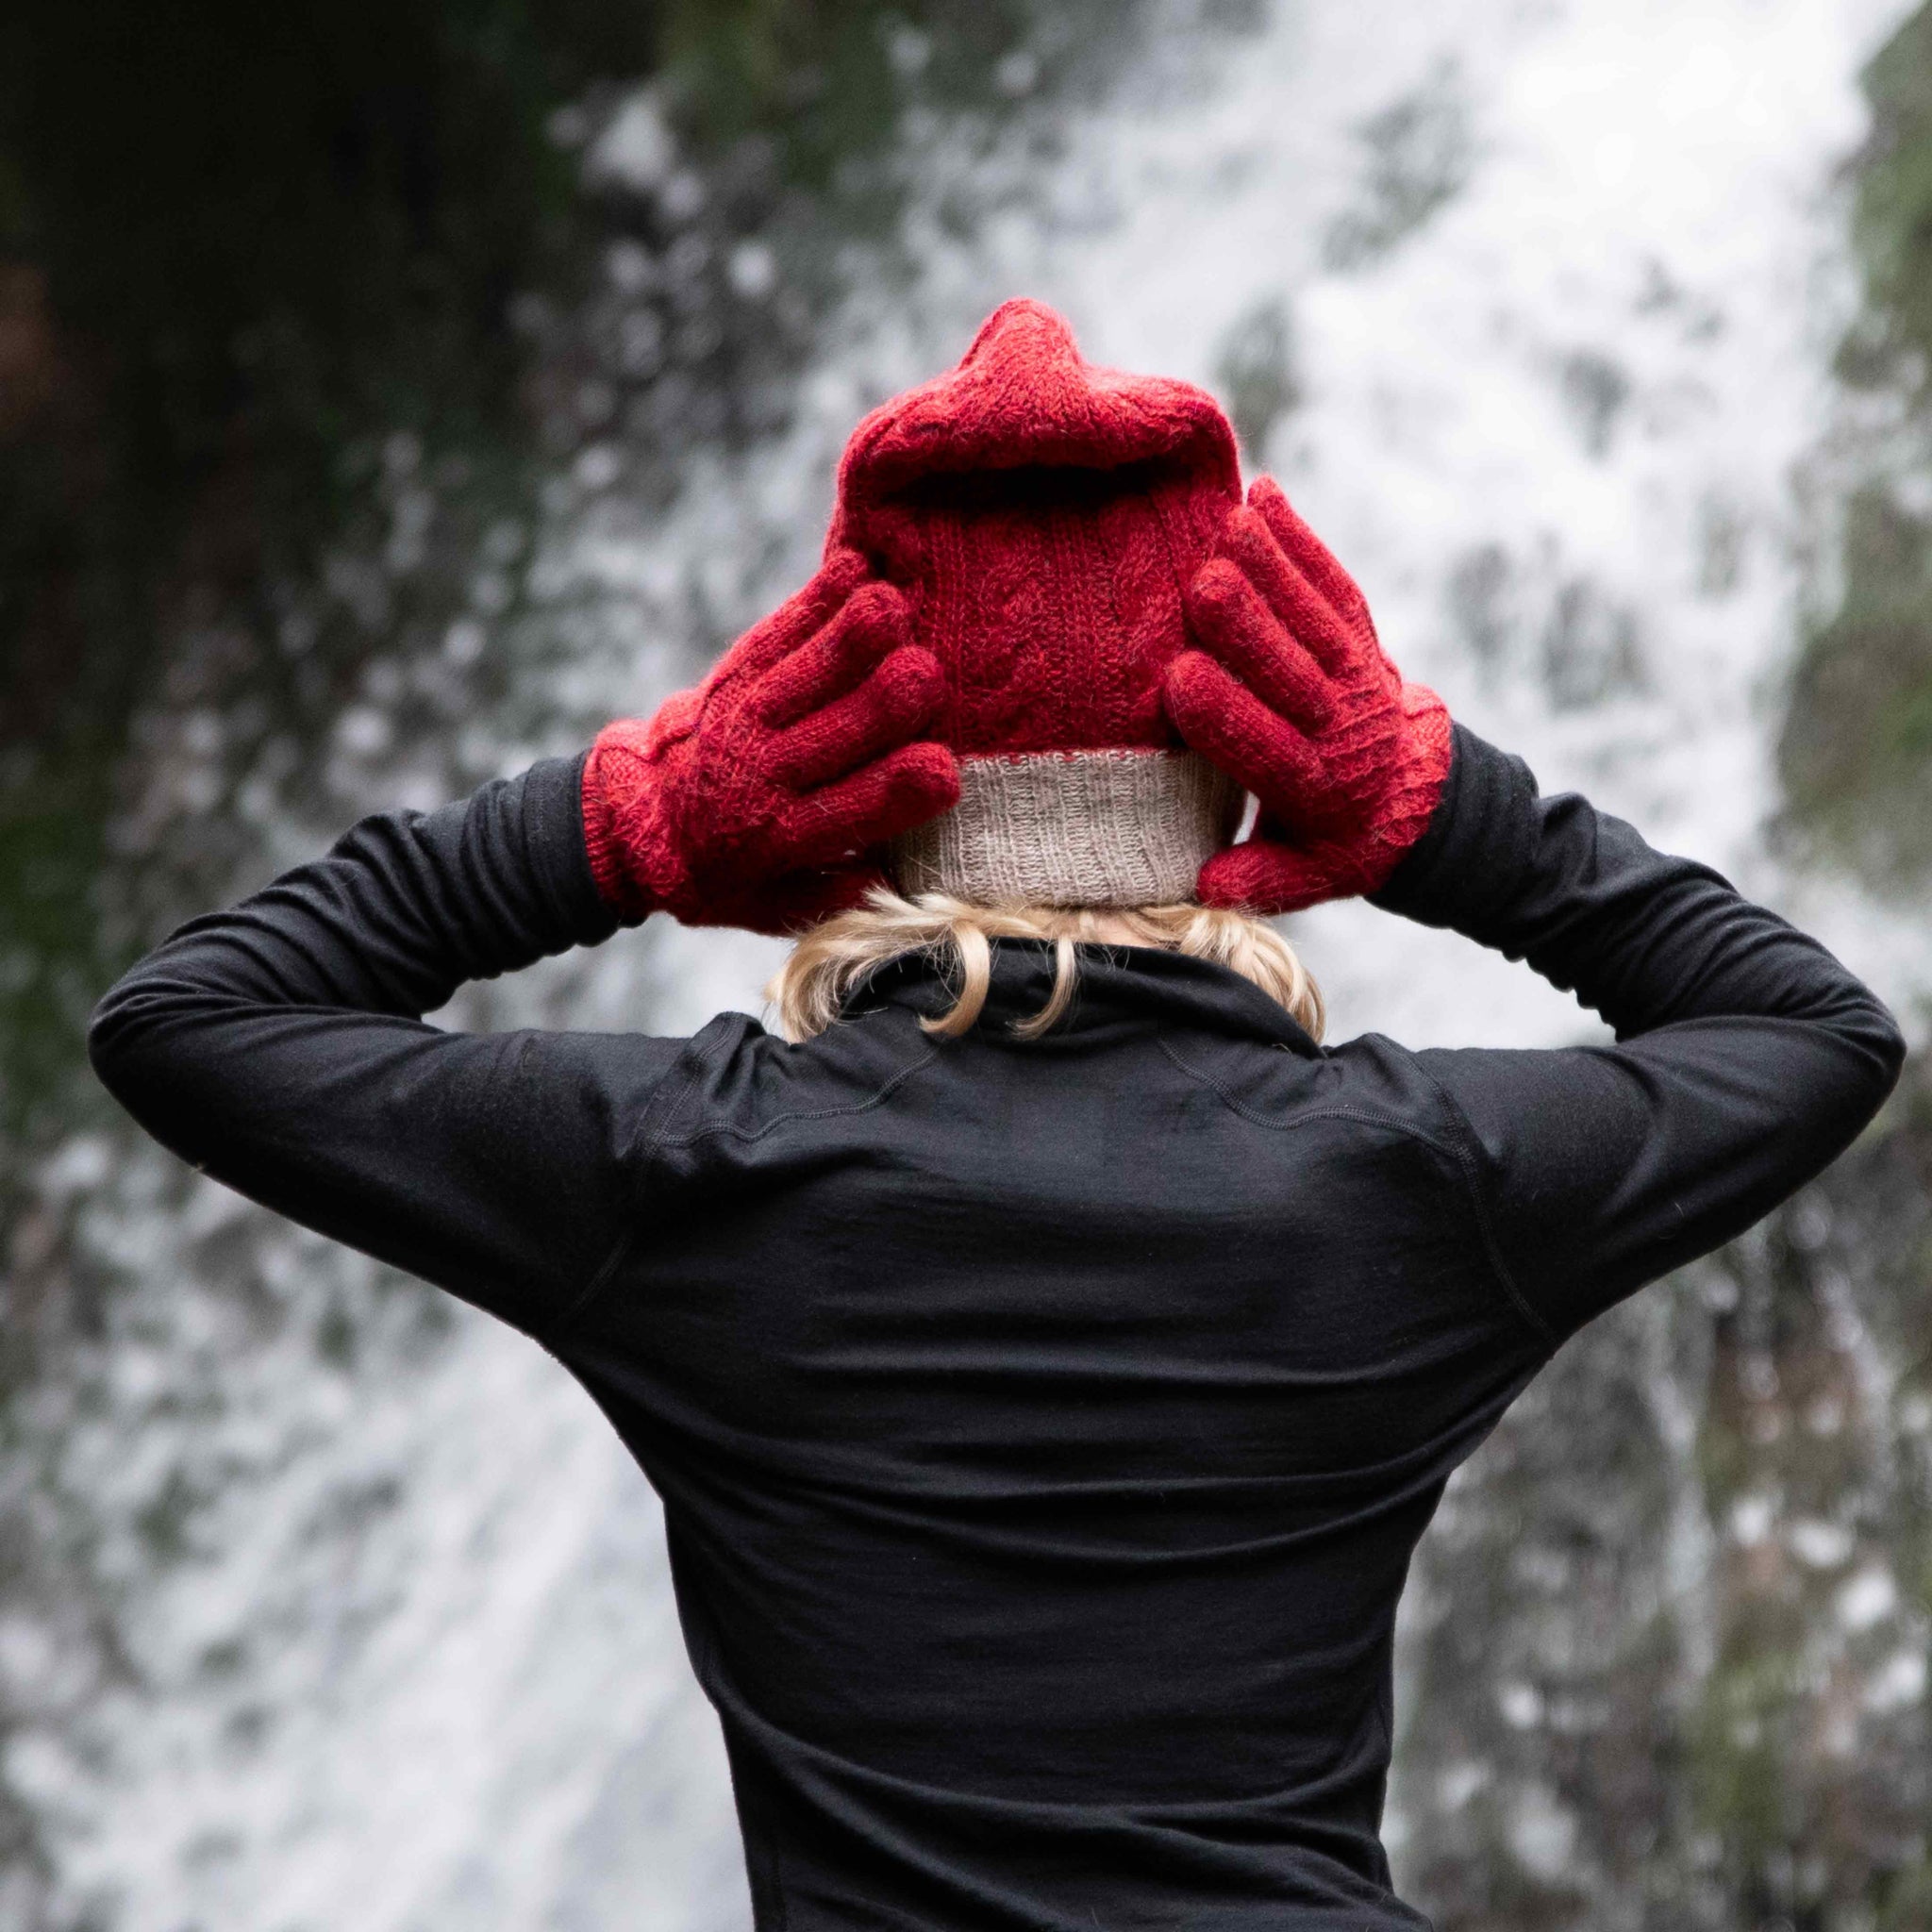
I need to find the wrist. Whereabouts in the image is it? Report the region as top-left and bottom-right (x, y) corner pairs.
(1359, 685), (1454, 887)
(1368, 723), (1539, 929)
(580, 722), (685, 924)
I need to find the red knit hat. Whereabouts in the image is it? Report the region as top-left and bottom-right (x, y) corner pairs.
(829, 300), (1247, 906)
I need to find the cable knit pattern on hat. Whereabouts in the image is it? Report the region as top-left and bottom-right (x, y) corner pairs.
(581, 298), (1448, 926)
(824, 299), (1245, 901)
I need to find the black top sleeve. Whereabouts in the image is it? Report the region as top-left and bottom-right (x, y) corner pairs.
(87, 755), (685, 1338)
(88, 727), (1907, 1357)
(1372, 725), (1907, 1343)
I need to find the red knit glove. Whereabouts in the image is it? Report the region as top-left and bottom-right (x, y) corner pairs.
(1163, 477), (1452, 914)
(582, 550), (959, 934)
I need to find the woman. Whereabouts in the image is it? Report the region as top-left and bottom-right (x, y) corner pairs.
(92, 302), (1903, 1931)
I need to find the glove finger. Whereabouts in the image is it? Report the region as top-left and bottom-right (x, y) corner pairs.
(1217, 504), (1361, 681)
(713, 548), (872, 688)
(1246, 477), (1376, 644)
(769, 646), (945, 788)
(1187, 557), (1336, 730)
(778, 741), (961, 868)
(1195, 839), (1340, 917)
(754, 581), (913, 729)
(1162, 651), (1334, 828)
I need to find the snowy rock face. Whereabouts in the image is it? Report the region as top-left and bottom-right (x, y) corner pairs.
(16, 2), (1931, 1928)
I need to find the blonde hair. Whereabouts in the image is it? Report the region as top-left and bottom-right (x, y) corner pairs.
(768, 889), (1324, 1044)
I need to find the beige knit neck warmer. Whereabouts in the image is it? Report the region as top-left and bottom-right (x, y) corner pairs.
(889, 749), (1242, 908)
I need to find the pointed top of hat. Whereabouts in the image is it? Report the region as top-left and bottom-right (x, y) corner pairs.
(832, 298), (1240, 516)
(956, 297), (1084, 375)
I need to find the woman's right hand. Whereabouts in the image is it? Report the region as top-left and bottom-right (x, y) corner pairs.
(1163, 478), (1453, 915)
(581, 551), (959, 935)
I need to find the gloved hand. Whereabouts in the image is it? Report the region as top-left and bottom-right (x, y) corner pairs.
(582, 550), (959, 934)
(1162, 477), (1451, 914)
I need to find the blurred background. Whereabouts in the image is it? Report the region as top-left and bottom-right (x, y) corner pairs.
(3, 1), (1931, 1926)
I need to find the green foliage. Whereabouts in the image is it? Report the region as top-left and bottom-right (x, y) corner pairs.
(1780, 5), (1932, 884)
(661, 0), (1073, 178)
(0, 7), (1179, 1908)
(1392, 1046), (1932, 1928)
(0, 0), (1137, 1174)
(0, 0), (659, 1167)
(1843, 4), (1932, 405)
(1, 0), (647, 521)
(1784, 486), (1932, 880)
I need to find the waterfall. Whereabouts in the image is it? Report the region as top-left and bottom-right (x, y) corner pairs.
(24, 2), (1924, 1926)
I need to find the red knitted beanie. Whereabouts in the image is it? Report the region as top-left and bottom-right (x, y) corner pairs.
(829, 300), (1246, 906)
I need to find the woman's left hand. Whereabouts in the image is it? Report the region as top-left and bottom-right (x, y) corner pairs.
(1162, 477), (1452, 915)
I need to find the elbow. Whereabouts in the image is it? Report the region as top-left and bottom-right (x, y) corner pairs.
(1872, 1002), (1908, 1099)
(1835, 992), (1909, 1125)
(86, 969), (171, 1118)
(1781, 991), (1911, 1160)
(86, 980), (140, 1107)
(86, 970), (228, 1174)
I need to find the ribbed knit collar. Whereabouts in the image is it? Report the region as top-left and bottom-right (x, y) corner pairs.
(854, 939), (1323, 1057)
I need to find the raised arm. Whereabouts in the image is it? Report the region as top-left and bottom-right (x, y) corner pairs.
(1373, 725), (1904, 1341)
(89, 554), (959, 1336)
(1161, 475), (1904, 1349)
(87, 757), (675, 1336)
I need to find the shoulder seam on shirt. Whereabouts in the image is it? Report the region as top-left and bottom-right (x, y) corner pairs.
(553, 1014), (752, 1335)
(655, 1044), (940, 1147)
(1156, 1037), (1557, 1348)
(1156, 1038), (1457, 1155)
(634, 1013), (752, 1157)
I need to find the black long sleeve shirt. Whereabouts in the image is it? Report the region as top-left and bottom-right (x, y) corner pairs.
(88, 728), (1905, 1931)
